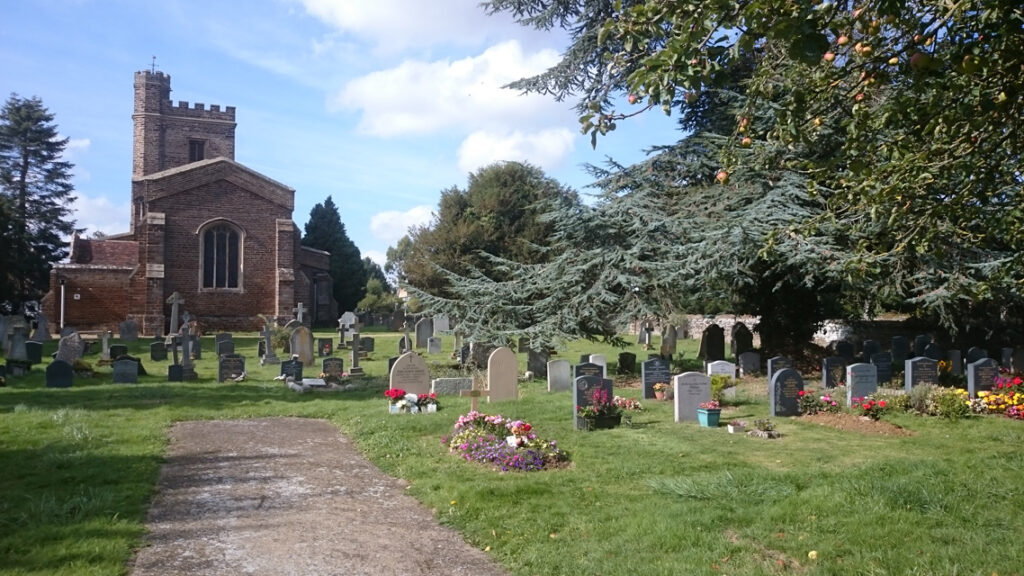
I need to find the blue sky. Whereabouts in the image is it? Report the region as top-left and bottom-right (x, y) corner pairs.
(1, 0), (681, 266)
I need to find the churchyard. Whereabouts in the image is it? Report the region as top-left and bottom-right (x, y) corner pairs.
(1, 324), (1023, 575)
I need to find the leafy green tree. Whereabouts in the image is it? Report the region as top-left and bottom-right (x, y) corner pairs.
(362, 257), (391, 293)
(0, 94), (77, 311)
(302, 196), (366, 313)
(384, 235), (414, 288)
(356, 278), (401, 315)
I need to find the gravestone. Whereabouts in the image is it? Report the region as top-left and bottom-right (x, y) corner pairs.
(487, 347), (518, 402)
(25, 341), (42, 365)
(283, 319), (301, 331)
(1001, 347), (1013, 369)
(923, 342), (943, 361)
(389, 352), (430, 395)
(359, 337), (375, 353)
(317, 338), (333, 357)
(861, 339), (881, 362)
(427, 337), (442, 355)
(348, 322), (365, 376)
(588, 354), (607, 378)
(457, 344), (470, 366)
(292, 302), (307, 324)
(118, 319), (139, 342)
(967, 358), (999, 397)
(547, 359), (571, 392)
(1013, 349), (1024, 374)
(217, 340), (236, 357)
(890, 336), (909, 366)
(766, 356), (794, 383)
(259, 320), (280, 365)
(166, 292), (185, 337)
(706, 360), (736, 382)
(947, 349), (963, 376)
(322, 357), (345, 381)
(834, 340), (855, 364)
(660, 325), (678, 357)
(579, 354), (591, 364)
(431, 377), (472, 396)
(469, 343), (495, 368)
(574, 361), (604, 380)
(904, 356), (939, 392)
(770, 368), (804, 417)
(637, 322), (653, 346)
(641, 357), (672, 399)
(617, 352), (636, 375)
(215, 333), (233, 345)
(167, 364), (183, 382)
(150, 341), (167, 362)
(965, 346), (987, 365)
(31, 313), (51, 341)
(190, 334), (202, 360)
(517, 337), (530, 354)
(433, 315), (450, 334)
(280, 358), (304, 381)
(7, 327), (27, 361)
(289, 326), (315, 367)
(573, 374), (613, 429)
(339, 311), (358, 327)
(109, 344), (128, 360)
(845, 363), (878, 406)
(821, 356), (847, 389)
(179, 326), (197, 381)
(415, 318), (433, 349)
(528, 349), (549, 378)
(913, 334), (931, 357)
(731, 323), (754, 357)
(218, 354), (246, 382)
(46, 359), (73, 388)
(398, 335), (411, 355)
(870, 352), (893, 385)
(387, 356), (399, 375)
(698, 324), (725, 362)
(738, 351), (761, 377)
(112, 358), (139, 384)
(673, 372), (711, 422)
(55, 332), (85, 364)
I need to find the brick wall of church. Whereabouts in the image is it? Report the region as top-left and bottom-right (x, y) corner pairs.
(43, 267), (134, 332)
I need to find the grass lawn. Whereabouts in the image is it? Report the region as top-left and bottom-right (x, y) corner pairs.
(1, 331), (1022, 575)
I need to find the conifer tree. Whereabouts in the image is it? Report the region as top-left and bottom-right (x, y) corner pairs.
(0, 94), (77, 311)
(302, 196), (366, 314)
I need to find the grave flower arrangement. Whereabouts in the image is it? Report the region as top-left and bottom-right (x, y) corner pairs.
(385, 388), (407, 405)
(417, 393), (440, 412)
(613, 396), (644, 412)
(444, 411), (567, 472)
(385, 388), (419, 412)
(576, 388), (622, 421)
(797, 390), (841, 415)
(748, 418), (782, 439)
(698, 400), (720, 410)
(851, 396), (888, 420)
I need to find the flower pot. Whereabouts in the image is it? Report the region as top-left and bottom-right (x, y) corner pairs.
(388, 403), (401, 414)
(727, 424), (745, 434)
(698, 408), (721, 428)
(577, 413), (622, 431)
(425, 404), (438, 413)
(654, 391), (666, 401)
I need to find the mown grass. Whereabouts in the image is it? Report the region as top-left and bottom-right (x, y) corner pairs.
(1, 332), (1021, 575)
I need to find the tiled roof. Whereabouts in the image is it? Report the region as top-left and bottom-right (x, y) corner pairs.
(70, 238), (138, 266)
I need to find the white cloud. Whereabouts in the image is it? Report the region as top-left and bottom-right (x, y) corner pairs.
(72, 194), (131, 237)
(335, 40), (565, 137)
(362, 249), (387, 268)
(369, 205), (433, 246)
(457, 128), (574, 173)
(65, 138), (91, 154)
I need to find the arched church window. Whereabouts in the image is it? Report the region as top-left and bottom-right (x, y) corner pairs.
(200, 223), (241, 290)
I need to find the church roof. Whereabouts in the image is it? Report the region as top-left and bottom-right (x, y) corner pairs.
(69, 236), (138, 266)
(132, 156), (295, 210)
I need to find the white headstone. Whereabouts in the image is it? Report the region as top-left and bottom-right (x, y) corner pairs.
(845, 363), (878, 406)
(433, 315), (450, 334)
(706, 360), (736, 381)
(673, 372), (711, 422)
(547, 359), (571, 392)
(389, 352), (430, 395)
(487, 347), (518, 402)
(588, 354), (607, 378)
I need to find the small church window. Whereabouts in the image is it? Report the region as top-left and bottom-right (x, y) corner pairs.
(189, 139), (205, 162)
(201, 224), (241, 290)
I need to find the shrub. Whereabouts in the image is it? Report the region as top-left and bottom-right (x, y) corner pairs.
(798, 390), (841, 415)
(930, 388), (972, 420)
(710, 375), (734, 401)
(885, 393), (912, 412)
(908, 384), (936, 414)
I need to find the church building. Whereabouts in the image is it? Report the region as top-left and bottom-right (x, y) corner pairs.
(42, 70), (336, 335)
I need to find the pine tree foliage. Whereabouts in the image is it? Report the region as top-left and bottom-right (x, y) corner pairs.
(0, 94), (77, 310)
(362, 257), (391, 294)
(302, 196), (366, 313)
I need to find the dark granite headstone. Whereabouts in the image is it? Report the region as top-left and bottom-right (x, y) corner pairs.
(861, 339), (881, 362)
(280, 358), (303, 381)
(574, 362), (603, 380)
(119, 354), (148, 376)
(215, 332), (233, 345)
(25, 341), (42, 365)
(573, 374), (613, 429)
(965, 346), (987, 365)
(168, 365), (183, 382)
(641, 357), (672, 399)
(360, 337), (375, 353)
(967, 358), (999, 397)
(322, 357), (345, 380)
(904, 356), (939, 391)
(527, 349), (549, 378)
(398, 336), (411, 354)
(766, 356), (794, 384)
(617, 352), (637, 375)
(890, 336), (909, 366)
(317, 338), (333, 357)
(217, 340), (235, 357)
(947, 349), (963, 376)
(46, 359), (74, 388)
(218, 354), (246, 382)
(923, 342), (943, 361)
(770, 368), (804, 417)
(112, 359), (139, 384)
(698, 324), (725, 362)
(109, 344), (128, 360)
(738, 351), (761, 377)
(870, 352), (893, 385)
(1002, 347), (1013, 369)
(913, 334), (931, 357)
(834, 340), (855, 364)
(731, 322), (754, 357)
(821, 356), (847, 389)
(387, 356), (399, 375)
(150, 341), (168, 362)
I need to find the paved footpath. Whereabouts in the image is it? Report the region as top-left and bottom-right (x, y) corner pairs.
(130, 418), (508, 576)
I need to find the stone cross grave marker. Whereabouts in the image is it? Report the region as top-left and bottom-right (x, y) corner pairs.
(845, 363), (878, 406)
(904, 356), (938, 392)
(260, 319), (280, 365)
(179, 323), (197, 380)
(637, 321), (653, 346)
(641, 357), (671, 399)
(349, 322), (365, 375)
(967, 357), (999, 397)
(673, 372), (710, 422)
(487, 346), (518, 402)
(166, 292), (185, 338)
(770, 368), (804, 417)
(293, 302), (306, 324)
(547, 359), (571, 392)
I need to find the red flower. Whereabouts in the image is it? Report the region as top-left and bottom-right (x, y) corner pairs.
(798, 390), (806, 396)
(1015, 377), (1022, 385)
(523, 423), (532, 432)
(878, 400), (886, 408)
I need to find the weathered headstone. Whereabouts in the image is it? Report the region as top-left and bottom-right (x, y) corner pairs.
(616, 351), (637, 375)
(56, 332), (85, 364)
(215, 332), (233, 345)
(673, 372), (711, 422)
(528, 349), (549, 378)
(947, 349), (963, 376)
(218, 354), (246, 382)
(46, 359), (74, 388)
(834, 340), (855, 364)
(821, 356), (847, 389)
(738, 351), (761, 377)
(398, 335), (411, 355)
(317, 338), (332, 357)
(289, 325), (315, 367)
(487, 347), (518, 402)
(1013, 349), (1024, 374)
(517, 337), (530, 354)
(923, 342), (943, 361)
(415, 318), (433, 349)
(861, 339), (881, 362)
(641, 357), (672, 399)
(100, 330), (111, 360)
(7, 327), (27, 361)
(870, 352), (893, 385)
(890, 336), (909, 366)
(339, 311), (358, 327)
(967, 357), (999, 397)
(698, 324), (725, 362)
(217, 340), (236, 357)
(322, 357), (345, 381)
(588, 354), (607, 378)
(25, 341), (43, 365)
(547, 359), (571, 392)
(660, 325), (678, 357)
(431, 377), (472, 396)
(432, 315), (450, 334)
(359, 337), (375, 353)
(166, 292), (185, 338)
(731, 323), (754, 357)
(31, 313), (51, 341)
(280, 357), (304, 381)
(259, 320), (280, 365)
(112, 358), (139, 384)
(389, 352), (430, 395)
(574, 361), (603, 380)
(118, 318), (139, 342)
(1003, 347), (1016, 370)
(573, 374), (613, 429)
(845, 363), (878, 406)
(637, 322), (653, 346)
(109, 344), (128, 360)
(766, 356), (794, 384)
(913, 334), (931, 358)
(904, 356), (939, 392)
(427, 337), (442, 355)
(770, 368), (804, 417)
(150, 341), (168, 362)
(706, 360), (736, 381)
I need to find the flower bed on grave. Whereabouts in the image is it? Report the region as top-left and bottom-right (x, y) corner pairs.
(443, 411), (569, 472)
(385, 389), (440, 413)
